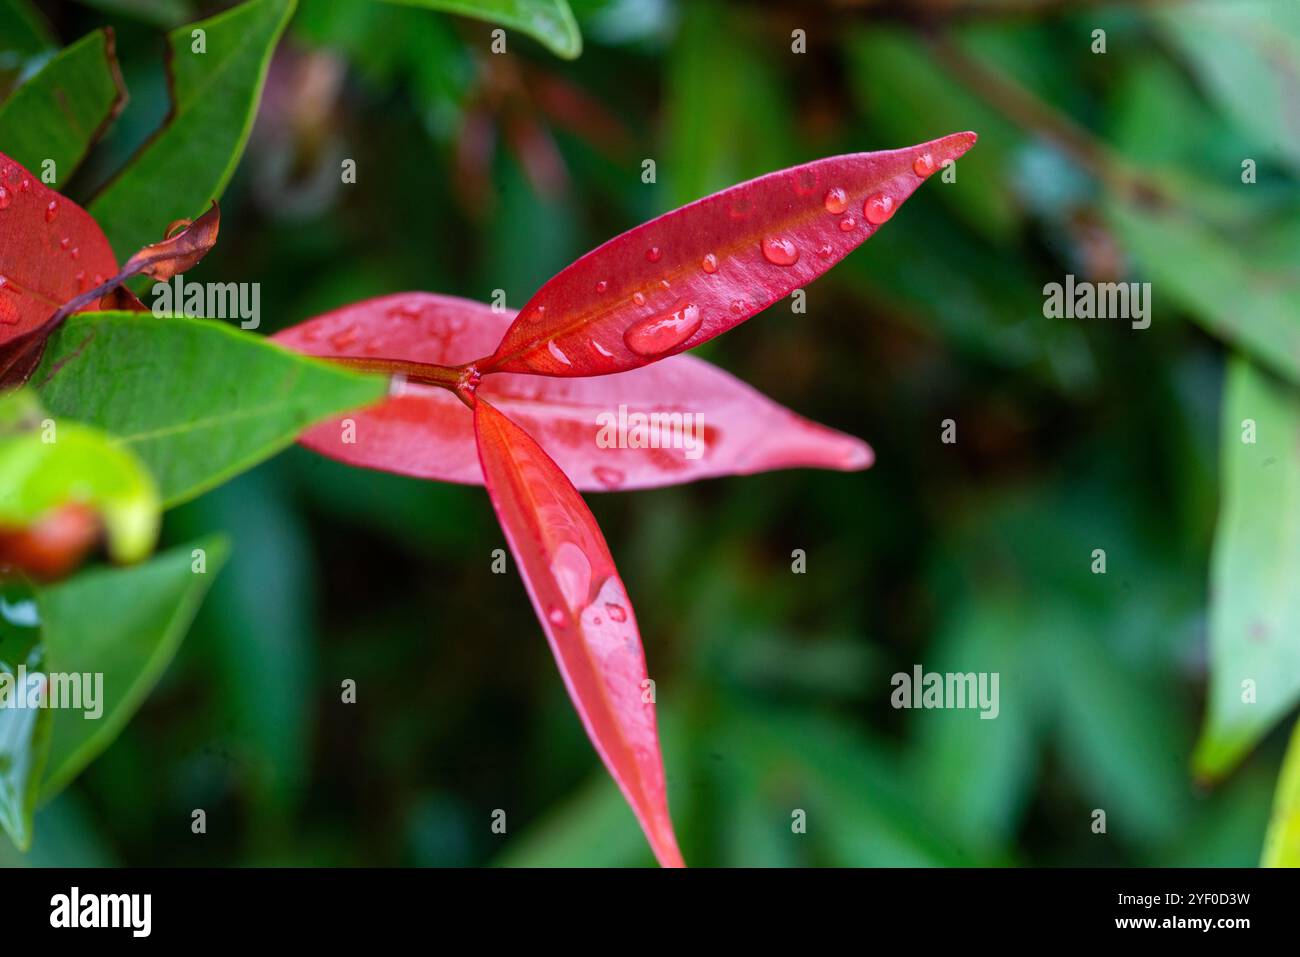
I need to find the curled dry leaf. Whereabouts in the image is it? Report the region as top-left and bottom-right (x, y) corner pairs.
(273, 293), (873, 490)
(474, 397), (683, 867)
(480, 132), (977, 376)
(119, 201), (221, 281)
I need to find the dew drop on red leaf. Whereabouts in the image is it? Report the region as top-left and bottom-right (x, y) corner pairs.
(623, 300), (702, 357)
(863, 192), (895, 225)
(761, 236), (800, 266)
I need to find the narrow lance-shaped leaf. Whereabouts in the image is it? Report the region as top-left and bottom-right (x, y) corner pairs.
(480, 132), (977, 377)
(474, 398), (683, 867)
(0, 28), (126, 186)
(1193, 358), (1300, 778)
(274, 292), (872, 490)
(89, 0), (294, 258)
(382, 0), (582, 60)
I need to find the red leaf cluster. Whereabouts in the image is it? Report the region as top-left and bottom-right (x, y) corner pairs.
(276, 133), (977, 866)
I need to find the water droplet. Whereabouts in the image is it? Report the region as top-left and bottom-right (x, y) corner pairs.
(75, 270), (87, 291)
(823, 187), (848, 214)
(863, 192), (894, 225)
(0, 186), (10, 210)
(701, 253), (718, 274)
(92, 273), (104, 285)
(17, 178), (28, 192)
(913, 152), (936, 177)
(632, 291), (646, 306)
(605, 603), (627, 623)
(547, 341), (572, 366)
(44, 199), (58, 223)
(330, 324), (359, 349)
(645, 246), (662, 263)
(528, 304), (547, 323)
(595, 280), (608, 293)
(593, 466), (625, 488)
(550, 541), (591, 615)
(761, 236), (800, 266)
(818, 243), (834, 258)
(547, 606), (567, 627)
(729, 299), (744, 314)
(839, 217), (856, 232)
(590, 339), (615, 359)
(59, 237), (70, 250)
(70, 246), (79, 260)
(623, 300), (702, 357)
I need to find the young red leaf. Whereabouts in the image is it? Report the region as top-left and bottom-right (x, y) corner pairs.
(479, 132), (977, 376)
(474, 397), (684, 867)
(274, 293), (872, 489)
(0, 154), (118, 346)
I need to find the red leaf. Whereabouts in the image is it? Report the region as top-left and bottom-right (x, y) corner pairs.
(274, 293), (872, 489)
(479, 132), (977, 376)
(0, 154), (118, 346)
(474, 397), (684, 867)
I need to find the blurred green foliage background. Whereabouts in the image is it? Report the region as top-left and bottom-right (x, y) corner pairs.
(4, 0), (1298, 866)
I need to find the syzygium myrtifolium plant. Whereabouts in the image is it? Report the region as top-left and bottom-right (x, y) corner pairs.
(0, 30), (972, 853)
(273, 131), (979, 866)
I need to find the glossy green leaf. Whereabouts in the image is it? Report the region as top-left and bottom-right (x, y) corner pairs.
(89, 0), (295, 257)
(33, 312), (386, 507)
(0, 390), (159, 563)
(0, 579), (48, 850)
(1194, 358), (1300, 778)
(0, 29), (125, 188)
(381, 0), (581, 60)
(1262, 718), (1300, 866)
(37, 536), (228, 800)
(1108, 199), (1300, 387)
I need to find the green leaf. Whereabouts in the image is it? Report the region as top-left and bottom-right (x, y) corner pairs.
(0, 29), (126, 188)
(381, 0), (581, 60)
(1107, 198), (1300, 387)
(89, 0), (296, 258)
(1194, 358), (1300, 777)
(0, 579), (49, 851)
(663, 0), (795, 208)
(33, 312), (386, 508)
(1262, 718), (1300, 866)
(0, 390), (159, 563)
(75, 0), (195, 29)
(912, 599), (1042, 851)
(0, 0), (54, 59)
(37, 536), (228, 800)
(1156, 0), (1300, 177)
